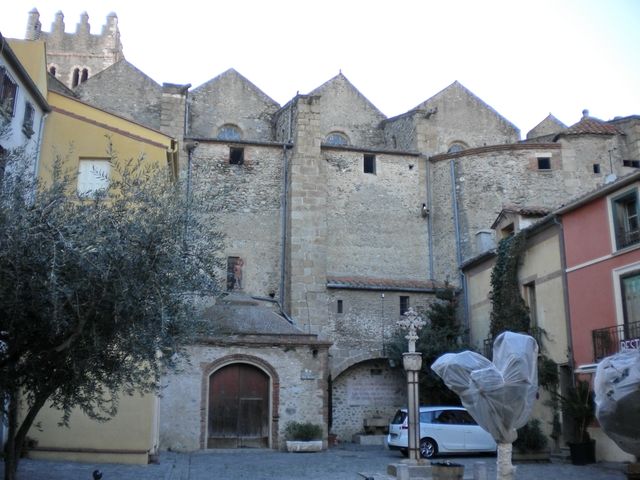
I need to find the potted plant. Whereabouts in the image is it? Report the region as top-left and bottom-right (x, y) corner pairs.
(557, 380), (596, 465)
(284, 421), (324, 452)
(512, 418), (549, 462)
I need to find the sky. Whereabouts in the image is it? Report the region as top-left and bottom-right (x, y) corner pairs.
(1, 0), (639, 137)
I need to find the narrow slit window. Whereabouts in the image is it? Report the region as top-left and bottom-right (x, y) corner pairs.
(364, 154), (376, 174)
(593, 163), (601, 174)
(72, 68), (80, 88)
(400, 296), (410, 316)
(229, 147), (244, 165)
(337, 299), (343, 314)
(80, 68), (89, 83)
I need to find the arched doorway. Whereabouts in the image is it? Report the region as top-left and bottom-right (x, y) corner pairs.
(208, 363), (270, 448)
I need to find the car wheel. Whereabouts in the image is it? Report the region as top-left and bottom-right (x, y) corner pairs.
(419, 438), (437, 458)
(400, 448), (408, 457)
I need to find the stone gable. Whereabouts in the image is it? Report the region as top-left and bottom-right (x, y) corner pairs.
(76, 59), (163, 129)
(308, 73), (387, 148)
(189, 68), (280, 141)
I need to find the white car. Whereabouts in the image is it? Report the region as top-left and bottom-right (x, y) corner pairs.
(387, 406), (497, 458)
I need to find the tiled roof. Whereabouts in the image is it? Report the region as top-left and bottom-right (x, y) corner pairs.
(501, 205), (551, 217)
(327, 276), (445, 292)
(557, 116), (623, 137)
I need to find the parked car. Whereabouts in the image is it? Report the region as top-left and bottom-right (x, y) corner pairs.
(387, 406), (497, 458)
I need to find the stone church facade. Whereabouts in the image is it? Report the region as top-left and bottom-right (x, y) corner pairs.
(21, 10), (640, 450)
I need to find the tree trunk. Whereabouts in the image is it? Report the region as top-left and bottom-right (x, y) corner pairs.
(497, 442), (516, 480)
(4, 391), (19, 480)
(4, 390), (50, 480)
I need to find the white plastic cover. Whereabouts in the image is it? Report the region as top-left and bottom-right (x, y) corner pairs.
(594, 348), (640, 457)
(431, 331), (539, 443)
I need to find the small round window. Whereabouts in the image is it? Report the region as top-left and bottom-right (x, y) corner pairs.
(218, 124), (242, 141)
(447, 143), (466, 154)
(325, 132), (349, 146)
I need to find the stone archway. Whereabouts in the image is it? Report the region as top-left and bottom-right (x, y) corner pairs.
(331, 358), (405, 440)
(200, 355), (280, 449)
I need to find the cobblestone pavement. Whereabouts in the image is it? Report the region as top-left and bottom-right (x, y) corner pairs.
(1, 444), (628, 480)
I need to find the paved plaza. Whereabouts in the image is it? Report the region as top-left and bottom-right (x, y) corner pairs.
(1, 444), (628, 480)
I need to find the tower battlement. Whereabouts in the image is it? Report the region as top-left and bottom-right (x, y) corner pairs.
(25, 9), (124, 89)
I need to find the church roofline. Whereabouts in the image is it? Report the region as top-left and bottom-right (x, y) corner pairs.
(429, 142), (560, 162)
(191, 68), (280, 108)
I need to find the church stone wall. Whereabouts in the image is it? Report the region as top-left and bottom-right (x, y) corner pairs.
(324, 149), (429, 280)
(189, 142), (284, 297)
(189, 70), (279, 142)
(286, 96), (329, 334)
(76, 61), (163, 129)
(331, 360), (405, 441)
(327, 289), (433, 370)
(382, 114), (419, 151)
(414, 83), (520, 155)
(159, 340), (329, 451)
(313, 75), (386, 149)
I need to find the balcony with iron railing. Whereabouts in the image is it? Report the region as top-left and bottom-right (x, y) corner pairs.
(592, 321), (640, 362)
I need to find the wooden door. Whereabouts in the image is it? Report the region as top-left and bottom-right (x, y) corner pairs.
(208, 364), (269, 448)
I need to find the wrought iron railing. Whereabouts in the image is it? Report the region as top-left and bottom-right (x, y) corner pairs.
(592, 321), (640, 361)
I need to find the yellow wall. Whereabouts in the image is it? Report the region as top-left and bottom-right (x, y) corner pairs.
(39, 91), (176, 186)
(518, 228), (569, 365)
(27, 392), (159, 464)
(7, 39), (48, 99)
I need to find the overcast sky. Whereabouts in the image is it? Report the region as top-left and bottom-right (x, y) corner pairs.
(2, 0), (639, 137)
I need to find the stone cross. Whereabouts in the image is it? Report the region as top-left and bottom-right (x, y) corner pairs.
(396, 307), (426, 353)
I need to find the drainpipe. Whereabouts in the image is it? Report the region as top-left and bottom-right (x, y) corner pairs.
(279, 141), (292, 310)
(553, 215), (576, 381)
(33, 112), (48, 179)
(183, 141), (198, 247)
(450, 158), (469, 332)
(425, 155), (434, 279)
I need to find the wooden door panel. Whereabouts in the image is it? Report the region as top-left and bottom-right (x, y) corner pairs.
(208, 364), (269, 448)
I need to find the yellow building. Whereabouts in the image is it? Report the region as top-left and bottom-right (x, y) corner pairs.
(39, 90), (178, 191)
(9, 38), (178, 465)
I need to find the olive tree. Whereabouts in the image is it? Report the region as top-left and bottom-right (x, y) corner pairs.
(0, 143), (221, 480)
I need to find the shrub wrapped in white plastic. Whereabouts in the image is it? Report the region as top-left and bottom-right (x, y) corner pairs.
(594, 348), (640, 458)
(431, 331), (539, 443)
(432, 331), (539, 480)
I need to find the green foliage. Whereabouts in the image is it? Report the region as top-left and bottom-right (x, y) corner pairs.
(285, 421), (323, 441)
(554, 380), (595, 443)
(0, 142), (222, 478)
(514, 418), (548, 452)
(387, 284), (468, 405)
(489, 234), (530, 337)
(538, 355), (559, 391)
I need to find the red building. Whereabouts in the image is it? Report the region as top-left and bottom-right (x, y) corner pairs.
(558, 171), (640, 370)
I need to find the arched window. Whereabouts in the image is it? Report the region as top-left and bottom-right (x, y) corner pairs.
(49, 65), (57, 77)
(218, 124), (242, 141)
(80, 68), (89, 83)
(325, 131), (349, 146)
(447, 142), (466, 154)
(71, 68), (80, 88)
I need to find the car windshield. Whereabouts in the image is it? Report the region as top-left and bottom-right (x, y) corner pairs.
(391, 410), (407, 425)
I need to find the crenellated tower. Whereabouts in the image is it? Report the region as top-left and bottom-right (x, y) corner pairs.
(25, 9), (124, 89)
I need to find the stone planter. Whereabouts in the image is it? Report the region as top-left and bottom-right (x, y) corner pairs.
(286, 440), (323, 452)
